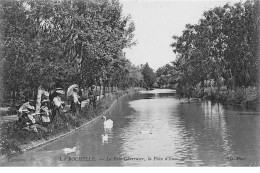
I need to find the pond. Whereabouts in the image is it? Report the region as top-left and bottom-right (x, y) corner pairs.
(1, 89), (260, 166)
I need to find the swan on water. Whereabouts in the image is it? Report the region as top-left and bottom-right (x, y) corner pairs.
(62, 147), (77, 155)
(101, 134), (108, 142)
(140, 129), (152, 135)
(139, 126), (153, 135)
(102, 116), (113, 128)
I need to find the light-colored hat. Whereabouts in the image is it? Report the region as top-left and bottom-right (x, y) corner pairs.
(42, 99), (50, 103)
(55, 90), (65, 95)
(21, 109), (30, 113)
(27, 105), (35, 110)
(56, 87), (63, 90)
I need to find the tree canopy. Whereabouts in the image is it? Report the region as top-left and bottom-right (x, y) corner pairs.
(169, 0), (259, 94)
(141, 63), (156, 88)
(1, 0), (142, 105)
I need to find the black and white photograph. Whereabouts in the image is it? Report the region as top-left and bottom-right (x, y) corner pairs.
(0, 0), (259, 167)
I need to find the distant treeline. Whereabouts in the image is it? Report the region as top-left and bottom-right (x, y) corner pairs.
(0, 0), (144, 106)
(156, 0), (259, 98)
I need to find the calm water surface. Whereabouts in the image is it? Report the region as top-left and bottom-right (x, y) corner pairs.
(1, 89), (260, 166)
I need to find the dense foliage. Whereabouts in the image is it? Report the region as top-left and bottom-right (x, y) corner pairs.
(171, 0), (259, 93)
(155, 63), (175, 88)
(157, 0), (259, 97)
(1, 0), (143, 106)
(141, 63), (156, 89)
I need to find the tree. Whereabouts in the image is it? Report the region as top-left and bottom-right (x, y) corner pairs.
(170, 0), (259, 96)
(155, 63), (175, 88)
(141, 63), (156, 88)
(1, 0), (137, 105)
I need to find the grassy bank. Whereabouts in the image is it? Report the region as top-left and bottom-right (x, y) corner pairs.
(0, 89), (138, 158)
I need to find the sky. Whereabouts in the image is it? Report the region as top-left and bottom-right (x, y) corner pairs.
(120, 0), (242, 70)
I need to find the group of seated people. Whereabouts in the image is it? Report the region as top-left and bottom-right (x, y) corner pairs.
(17, 99), (52, 133)
(17, 88), (67, 133)
(16, 85), (97, 133)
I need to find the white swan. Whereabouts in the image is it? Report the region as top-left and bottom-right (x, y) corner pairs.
(102, 116), (113, 128)
(140, 129), (152, 135)
(139, 126), (153, 135)
(101, 134), (108, 142)
(62, 147), (77, 155)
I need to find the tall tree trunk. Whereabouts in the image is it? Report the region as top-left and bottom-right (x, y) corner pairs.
(12, 89), (15, 106)
(201, 79), (205, 96)
(103, 85), (106, 98)
(99, 78), (102, 100)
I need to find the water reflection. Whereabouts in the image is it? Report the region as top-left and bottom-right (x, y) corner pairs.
(120, 93), (201, 166)
(1, 89), (260, 166)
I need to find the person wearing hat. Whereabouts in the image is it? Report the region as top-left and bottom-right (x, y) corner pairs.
(53, 90), (65, 108)
(88, 85), (96, 108)
(40, 99), (51, 124)
(18, 100), (35, 118)
(17, 104), (36, 130)
(51, 88), (65, 121)
(70, 88), (81, 115)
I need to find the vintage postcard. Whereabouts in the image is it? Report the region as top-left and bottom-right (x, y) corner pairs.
(0, 0), (259, 167)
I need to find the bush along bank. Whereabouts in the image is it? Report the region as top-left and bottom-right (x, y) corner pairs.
(0, 88), (140, 158)
(188, 86), (259, 109)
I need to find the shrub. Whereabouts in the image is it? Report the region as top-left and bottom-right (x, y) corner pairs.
(234, 88), (246, 104)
